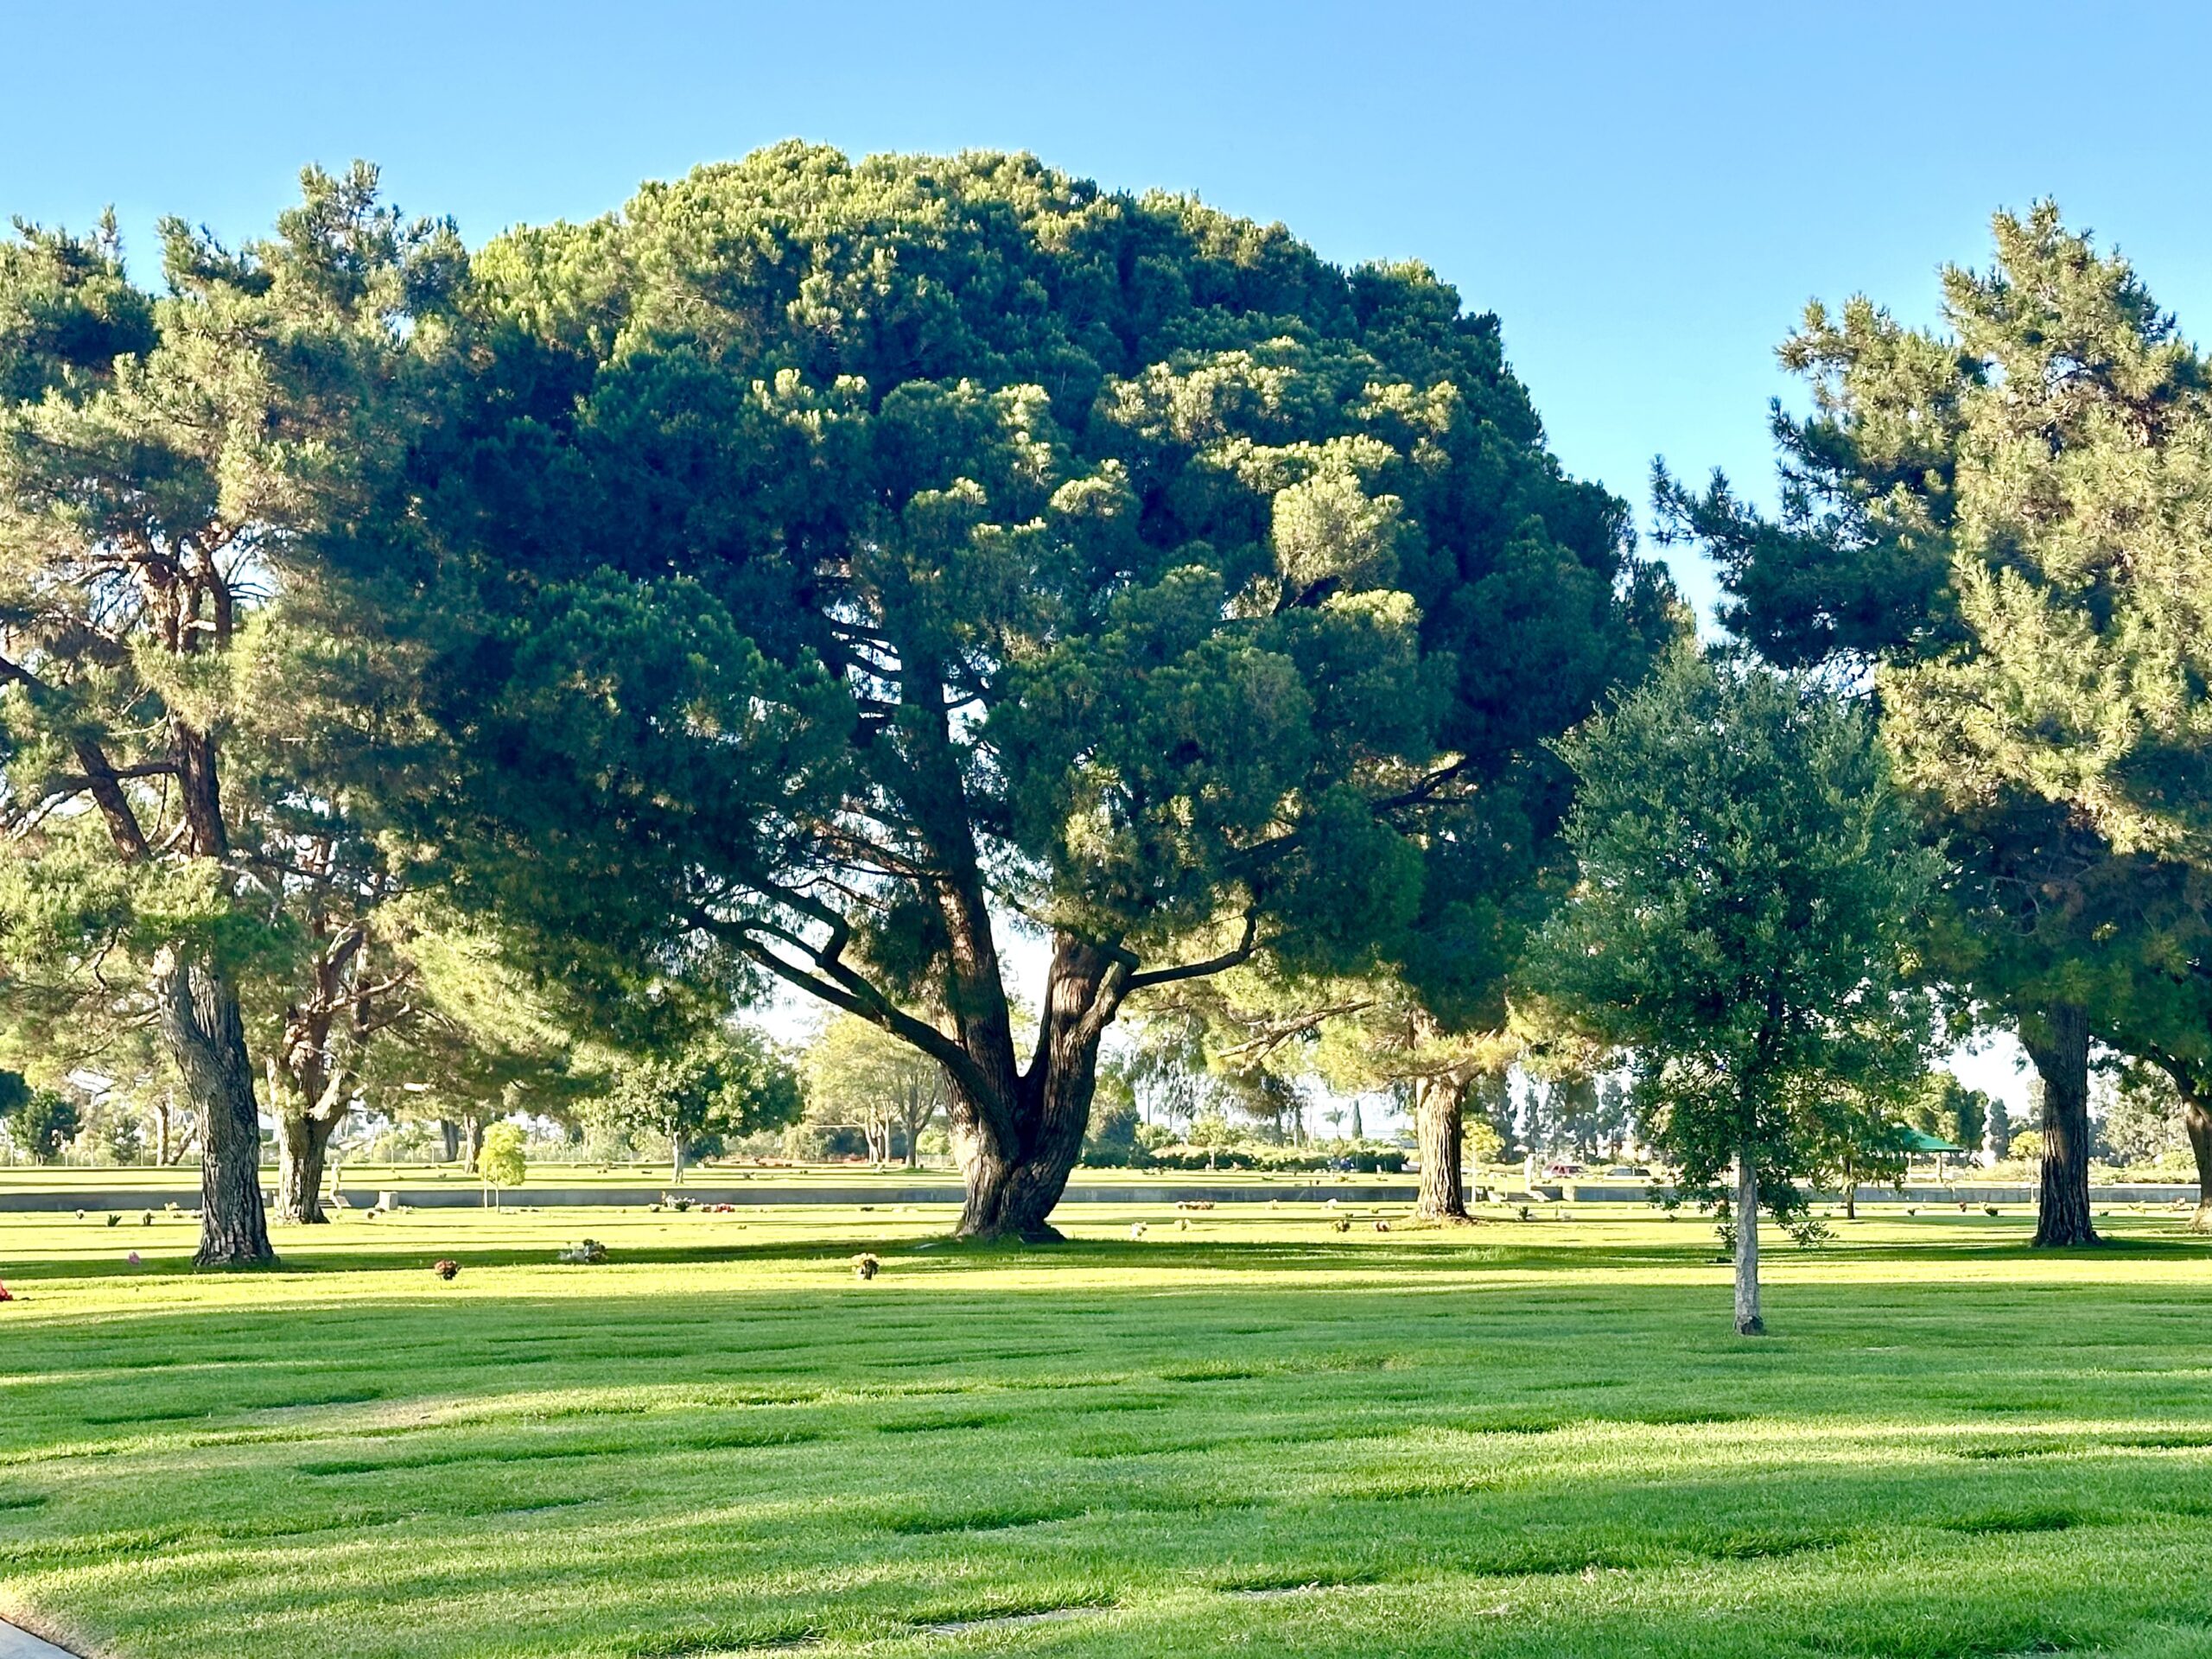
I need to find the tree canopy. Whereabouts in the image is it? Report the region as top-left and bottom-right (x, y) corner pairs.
(385, 143), (1674, 1237)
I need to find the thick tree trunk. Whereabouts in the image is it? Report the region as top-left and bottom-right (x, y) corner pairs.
(462, 1114), (485, 1172)
(1734, 1145), (1764, 1336)
(2183, 1096), (2211, 1236)
(154, 945), (274, 1268)
(439, 1119), (461, 1164)
(951, 937), (1116, 1242)
(2021, 1003), (2098, 1247)
(1414, 1076), (1471, 1222)
(274, 1109), (338, 1224)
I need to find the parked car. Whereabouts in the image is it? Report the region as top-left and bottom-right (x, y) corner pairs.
(1605, 1165), (1653, 1179)
(1543, 1161), (1585, 1179)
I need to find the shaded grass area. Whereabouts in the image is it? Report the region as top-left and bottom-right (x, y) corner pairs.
(1, 1205), (2209, 1658)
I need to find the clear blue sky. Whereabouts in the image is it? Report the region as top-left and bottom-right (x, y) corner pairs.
(9, 0), (2202, 1110)
(9, 0), (2212, 620)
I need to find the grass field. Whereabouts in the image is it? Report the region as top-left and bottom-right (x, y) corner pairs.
(2, 1202), (2209, 1659)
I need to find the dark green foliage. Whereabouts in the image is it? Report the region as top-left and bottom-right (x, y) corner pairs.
(388, 143), (1672, 1235)
(0, 1083), (78, 1162)
(1079, 1100), (1141, 1167)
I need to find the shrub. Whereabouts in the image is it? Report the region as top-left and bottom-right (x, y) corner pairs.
(1080, 1102), (1141, 1167)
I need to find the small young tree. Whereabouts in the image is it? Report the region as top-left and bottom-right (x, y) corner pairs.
(476, 1121), (526, 1209)
(1535, 648), (1937, 1334)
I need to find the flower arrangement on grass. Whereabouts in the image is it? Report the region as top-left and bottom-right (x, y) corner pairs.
(558, 1239), (609, 1265)
(0, 1281), (13, 1302)
(433, 1259), (461, 1281)
(852, 1254), (880, 1281)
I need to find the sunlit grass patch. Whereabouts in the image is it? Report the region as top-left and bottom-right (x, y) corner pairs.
(0, 1205), (2206, 1657)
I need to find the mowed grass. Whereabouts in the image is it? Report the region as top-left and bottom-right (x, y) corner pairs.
(1, 1203), (2209, 1659)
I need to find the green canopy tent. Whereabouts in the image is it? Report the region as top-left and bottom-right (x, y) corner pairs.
(1894, 1125), (1966, 1179)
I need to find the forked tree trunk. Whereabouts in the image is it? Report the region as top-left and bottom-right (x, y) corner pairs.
(2021, 1003), (2098, 1248)
(1414, 1076), (1471, 1222)
(154, 945), (274, 1268)
(274, 1109), (339, 1224)
(950, 938), (1116, 1242)
(1733, 1144), (1764, 1336)
(954, 1065), (1096, 1241)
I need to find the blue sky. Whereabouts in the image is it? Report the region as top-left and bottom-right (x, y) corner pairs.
(11, 0), (2202, 1110)
(11, 0), (2212, 624)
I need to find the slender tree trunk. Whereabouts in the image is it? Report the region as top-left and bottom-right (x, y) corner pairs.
(274, 1109), (339, 1224)
(462, 1114), (485, 1172)
(671, 1130), (686, 1185)
(2021, 1003), (2098, 1247)
(439, 1119), (461, 1163)
(155, 1093), (174, 1167)
(1414, 1076), (1471, 1222)
(1842, 1144), (1858, 1221)
(1734, 1144), (1764, 1336)
(154, 945), (274, 1268)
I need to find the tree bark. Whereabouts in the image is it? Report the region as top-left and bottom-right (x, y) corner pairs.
(439, 1118), (461, 1163)
(950, 935), (1119, 1242)
(671, 1130), (686, 1185)
(1734, 1144), (1764, 1336)
(462, 1113), (485, 1172)
(1414, 1076), (1471, 1222)
(2183, 1096), (2211, 1236)
(2021, 1003), (2098, 1247)
(274, 1109), (338, 1224)
(154, 945), (274, 1268)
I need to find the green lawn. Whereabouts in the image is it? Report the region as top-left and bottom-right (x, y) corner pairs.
(2, 1203), (2209, 1659)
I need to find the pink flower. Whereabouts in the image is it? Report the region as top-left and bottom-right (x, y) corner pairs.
(126, 1252), (142, 1267)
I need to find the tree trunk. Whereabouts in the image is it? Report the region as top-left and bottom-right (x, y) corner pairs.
(153, 945), (274, 1268)
(950, 937), (1116, 1242)
(274, 1109), (338, 1224)
(1414, 1076), (1471, 1222)
(462, 1114), (485, 1172)
(1734, 1145), (1764, 1336)
(439, 1119), (461, 1163)
(155, 1092), (175, 1166)
(2183, 1096), (2211, 1236)
(671, 1130), (686, 1185)
(1842, 1144), (1858, 1221)
(2021, 1003), (2098, 1247)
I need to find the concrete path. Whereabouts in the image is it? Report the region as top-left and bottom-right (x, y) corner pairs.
(0, 1617), (79, 1658)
